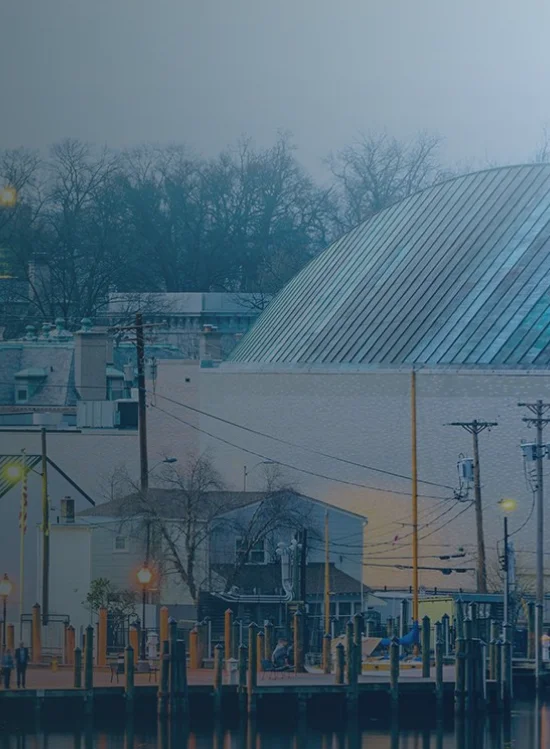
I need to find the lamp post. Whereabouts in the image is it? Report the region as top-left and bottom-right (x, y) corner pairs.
(0, 573), (13, 653)
(498, 498), (517, 634)
(137, 563), (153, 660)
(243, 460), (275, 491)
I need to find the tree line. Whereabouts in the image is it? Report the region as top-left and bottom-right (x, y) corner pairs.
(0, 129), (543, 335)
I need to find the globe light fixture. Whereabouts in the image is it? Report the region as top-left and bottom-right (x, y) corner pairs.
(499, 498), (517, 514)
(3, 464), (23, 482)
(137, 565), (153, 587)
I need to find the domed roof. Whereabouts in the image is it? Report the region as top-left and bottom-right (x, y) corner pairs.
(231, 164), (550, 368)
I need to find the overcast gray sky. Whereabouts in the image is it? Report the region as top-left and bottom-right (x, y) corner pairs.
(2, 0), (550, 177)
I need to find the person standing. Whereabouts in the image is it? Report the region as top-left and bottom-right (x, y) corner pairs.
(15, 642), (29, 688)
(2, 649), (14, 689)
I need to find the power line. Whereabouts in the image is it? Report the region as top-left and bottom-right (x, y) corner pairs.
(154, 391), (454, 492)
(151, 402), (454, 500)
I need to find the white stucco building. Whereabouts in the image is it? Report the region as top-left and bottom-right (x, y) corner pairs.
(194, 165), (550, 592)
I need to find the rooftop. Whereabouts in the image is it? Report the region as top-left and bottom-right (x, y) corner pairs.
(231, 164), (550, 368)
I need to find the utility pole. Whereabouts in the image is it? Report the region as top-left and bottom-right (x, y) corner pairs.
(136, 312), (149, 497)
(41, 428), (49, 625)
(503, 515), (509, 627)
(411, 370), (419, 624)
(518, 399), (550, 691)
(324, 512), (330, 637)
(448, 419), (497, 593)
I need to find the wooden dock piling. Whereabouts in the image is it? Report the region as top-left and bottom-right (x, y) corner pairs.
(213, 643), (223, 715)
(345, 620), (354, 685)
(390, 637), (399, 711)
(176, 639), (188, 716)
(84, 625), (94, 691)
(157, 640), (169, 717)
(247, 623), (258, 714)
(73, 646), (82, 688)
(224, 609), (233, 663)
(66, 625), (75, 666)
(434, 621), (443, 711)
(527, 601), (535, 660)
(323, 633), (331, 674)
(335, 642), (345, 685)
(257, 631), (264, 673)
(441, 613), (450, 657)
(125, 644), (134, 714)
(31, 603), (41, 664)
(189, 627), (199, 670)
(421, 615), (431, 678)
(238, 644), (247, 714)
(264, 621), (273, 663)
(454, 637), (465, 714)
(502, 624), (512, 710)
(294, 609), (305, 673)
(168, 619), (178, 716)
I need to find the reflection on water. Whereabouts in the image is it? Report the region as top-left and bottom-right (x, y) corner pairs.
(2, 700), (550, 748)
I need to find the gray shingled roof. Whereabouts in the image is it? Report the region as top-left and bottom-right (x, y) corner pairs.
(231, 164), (550, 367)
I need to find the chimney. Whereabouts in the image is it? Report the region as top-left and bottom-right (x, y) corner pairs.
(60, 497), (75, 524)
(199, 325), (223, 362)
(74, 319), (108, 401)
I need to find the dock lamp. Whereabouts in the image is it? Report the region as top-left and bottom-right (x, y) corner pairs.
(137, 563), (153, 660)
(0, 573), (13, 652)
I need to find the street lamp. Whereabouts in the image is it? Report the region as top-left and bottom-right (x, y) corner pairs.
(0, 573), (13, 653)
(243, 460), (275, 491)
(137, 563), (153, 660)
(498, 498), (517, 630)
(3, 463), (23, 483)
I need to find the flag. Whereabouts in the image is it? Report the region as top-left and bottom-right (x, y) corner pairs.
(19, 474), (27, 535)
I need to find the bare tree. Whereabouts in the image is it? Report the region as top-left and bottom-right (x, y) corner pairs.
(117, 454), (313, 606)
(328, 131), (446, 231)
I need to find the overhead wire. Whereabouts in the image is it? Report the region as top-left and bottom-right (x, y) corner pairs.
(151, 402), (453, 500)
(153, 391), (454, 492)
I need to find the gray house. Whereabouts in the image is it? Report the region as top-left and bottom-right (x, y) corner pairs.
(48, 490), (367, 635)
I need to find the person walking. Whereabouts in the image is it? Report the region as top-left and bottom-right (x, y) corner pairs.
(2, 649), (14, 689)
(15, 642), (29, 688)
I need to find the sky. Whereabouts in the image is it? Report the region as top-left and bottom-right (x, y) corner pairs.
(2, 0), (550, 179)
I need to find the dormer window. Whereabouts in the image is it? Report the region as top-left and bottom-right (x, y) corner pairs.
(14, 368), (48, 404)
(16, 388), (28, 404)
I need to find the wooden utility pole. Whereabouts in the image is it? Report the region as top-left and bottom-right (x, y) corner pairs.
(518, 400), (550, 692)
(411, 370), (419, 623)
(324, 512), (330, 636)
(19, 450), (27, 638)
(448, 419), (497, 594)
(41, 428), (49, 625)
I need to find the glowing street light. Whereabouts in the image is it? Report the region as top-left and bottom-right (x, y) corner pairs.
(0, 573), (13, 652)
(499, 497), (517, 514)
(3, 463), (23, 483)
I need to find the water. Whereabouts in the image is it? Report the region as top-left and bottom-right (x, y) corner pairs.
(1, 701), (549, 748)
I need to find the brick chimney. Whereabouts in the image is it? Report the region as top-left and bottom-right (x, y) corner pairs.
(74, 319), (109, 401)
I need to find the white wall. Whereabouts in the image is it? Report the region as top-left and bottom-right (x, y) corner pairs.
(0, 358), (201, 618)
(196, 366), (550, 591)
(47, 524), (92, 634)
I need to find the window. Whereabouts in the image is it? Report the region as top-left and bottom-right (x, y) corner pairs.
(236, 538), (266, 565)
(338, 602), (352, 619)
(114, 535), (128, 552)
(16, 388), (28, 403)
